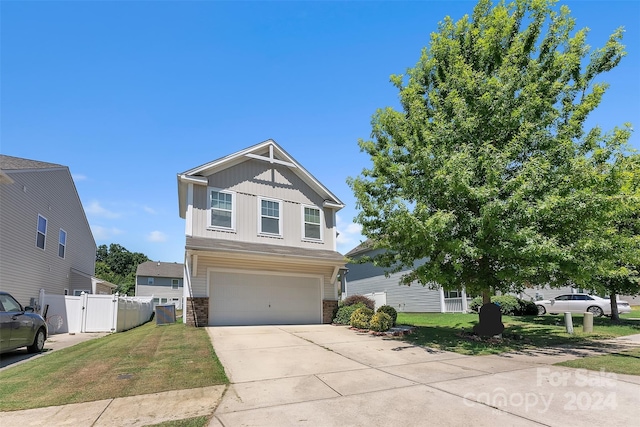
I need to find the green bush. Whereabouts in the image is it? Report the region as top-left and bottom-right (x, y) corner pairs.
(469, 295), (534, 316)
(350, 307), (374, 329)
(376, 305), (397, 326)
(342, 295), (375, 310)
(333, 302), (365, 324)
(369, 312), (392, 332)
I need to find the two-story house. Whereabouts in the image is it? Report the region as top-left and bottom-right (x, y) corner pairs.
(0, 155), (111, 307)
(177, 140), (346, 326)
(135, 261), (184, 309)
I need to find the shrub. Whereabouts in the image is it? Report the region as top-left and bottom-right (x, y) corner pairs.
(350, 306), (374, 329)
(342, 295), (375, 310)
(333, 302), (365, 324)
(376, 305), (397, 326)
(469, 295), (533, 316)
(369, 312), (392, 332)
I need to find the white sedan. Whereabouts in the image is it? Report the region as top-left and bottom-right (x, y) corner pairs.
(535, 293), (631, 317)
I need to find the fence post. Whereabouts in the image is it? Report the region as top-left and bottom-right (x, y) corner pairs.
(39, 289), (45, 316)
(81, 292), (88, 333)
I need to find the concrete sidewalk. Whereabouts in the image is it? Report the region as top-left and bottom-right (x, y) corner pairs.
(0, 386), (226, 426)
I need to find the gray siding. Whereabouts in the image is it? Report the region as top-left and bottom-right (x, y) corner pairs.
(190, 159), (336, 250)
(137, 280), (183, 300)
(346, 249), (440, 313)
(346, 272), (443, 313)
(0, 168), (96, 306)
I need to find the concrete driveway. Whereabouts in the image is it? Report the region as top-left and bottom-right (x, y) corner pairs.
(208, 325), (640, 427)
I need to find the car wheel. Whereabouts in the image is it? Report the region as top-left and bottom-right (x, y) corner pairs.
(587, 306), (604, 317)
(537, 305), (546, 315)
(27, 328), (46, 353)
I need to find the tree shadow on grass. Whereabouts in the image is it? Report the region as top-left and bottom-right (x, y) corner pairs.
(392, 313), (640, 356)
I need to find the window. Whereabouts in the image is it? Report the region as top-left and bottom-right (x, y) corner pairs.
(147, 277), (154, 285)
(36, 215), (47, 250)
(303, 206), (322, 240)
(58, 229), (67, 258)
(171, 279), (179, 289)
(209, 189), (234, 229)
(259, 198), (281, 235)
(73, 290), (90, 296)
(444, 290), (460, 298)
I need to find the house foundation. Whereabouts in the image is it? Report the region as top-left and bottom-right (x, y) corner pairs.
(323, 300), (338, 324)
(185, 297), (209, 327)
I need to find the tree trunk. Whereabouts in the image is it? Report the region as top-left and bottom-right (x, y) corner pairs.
(482, 289), (491, 305)
(610, 293), (620, 323)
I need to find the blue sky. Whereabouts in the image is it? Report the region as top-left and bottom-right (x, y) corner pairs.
(2, 1), (639, 264)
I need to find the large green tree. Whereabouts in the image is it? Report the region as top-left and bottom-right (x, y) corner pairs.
(95, 243), (150, 295)
(348, 0), (632, 302)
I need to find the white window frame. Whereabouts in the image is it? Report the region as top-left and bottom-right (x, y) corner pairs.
(301, 205), (323, 242)
(147, 277), (154, 285)
(258, 197), (283, 237)
(36, 214), (47, 250)
(171, 279), (179, 290)
(58, 228), (67, 258)
(208, 187), (236, 231)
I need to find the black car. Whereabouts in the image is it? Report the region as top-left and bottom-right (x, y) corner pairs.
(0, 291), (47, 354)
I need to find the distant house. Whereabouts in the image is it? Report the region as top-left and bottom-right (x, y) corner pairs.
(345, 240), (470, 313)
(177, 139), (347, 326)
(0, 155), (113, 307)
(135, 261), (184, 309)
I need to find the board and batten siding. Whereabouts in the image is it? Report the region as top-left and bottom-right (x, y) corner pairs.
(0, 168), (96, 306)
(189, 159), (336, 250)
(187, 254), (336, 301)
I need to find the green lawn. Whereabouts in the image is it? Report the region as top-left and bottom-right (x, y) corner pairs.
(556, 346), (640, 376)
(396, 311), (640, 356)
(0, 320), (228, 411)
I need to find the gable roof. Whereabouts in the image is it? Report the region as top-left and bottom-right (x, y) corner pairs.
(136, 261), (184, 278)
(345, 239), (374, 257)
(0, 154), (65, 171)
(177, 139), (344, 218)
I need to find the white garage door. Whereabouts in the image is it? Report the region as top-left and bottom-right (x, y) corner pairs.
(209, 271), (322, 326)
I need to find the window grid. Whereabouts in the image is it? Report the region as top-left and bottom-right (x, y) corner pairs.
(210, 190), (234, 229)
(303, 207), (321, 240)
(260, 199), (281, 235)
(36, 215), (47, 250)
(58, 229), (67, 258)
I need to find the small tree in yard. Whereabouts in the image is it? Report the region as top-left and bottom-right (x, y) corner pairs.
(348, 0), (633, 304)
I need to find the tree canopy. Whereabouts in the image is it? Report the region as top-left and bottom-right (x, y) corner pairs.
(95, 243), (150, 295)
(348, 0), (636, 300)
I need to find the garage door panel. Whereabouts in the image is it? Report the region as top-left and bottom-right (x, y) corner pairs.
(209, 271), (321, 326)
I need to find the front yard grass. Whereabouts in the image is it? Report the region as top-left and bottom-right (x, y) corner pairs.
(396, 311), (640, 356)
(556, 346), (640, 376)
(0, 320), (228, 411)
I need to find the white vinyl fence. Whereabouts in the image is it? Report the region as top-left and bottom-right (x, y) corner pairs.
(38, 290), (153, 335)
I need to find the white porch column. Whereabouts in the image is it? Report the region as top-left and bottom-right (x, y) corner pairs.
(439, 288), (446, 313)
(461, 288), (469, 312)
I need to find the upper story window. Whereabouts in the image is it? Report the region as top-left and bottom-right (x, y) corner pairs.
(171, 279), (179, 289)
(147, 277), (154, 285)
(209, 189), (235, 230)
(58, 229), (67, 258)
(36, 215), (47, 250)
(303, 206), (322, 241)
(259, 198), (282, 236)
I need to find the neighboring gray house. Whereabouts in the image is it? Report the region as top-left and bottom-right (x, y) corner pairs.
(0, 155), (111, 307)
(345, 240), (470, 313)
(135, 261), (184, 309)
(177, 139), (347, 326)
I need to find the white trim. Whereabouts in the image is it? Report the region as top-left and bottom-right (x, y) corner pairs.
(186, 183), (194, 236)
(36, 214), (47, 250)
(58, 228), (67, 259)
(208, 187), (236, 231)
(439, 288), (446, 313)
(245, 153), (297, 168)
(323, 200), (344, 209)
(301, 204), (323, 242)
(257, 196), (283, 237)
(179, 175), (208, 185)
